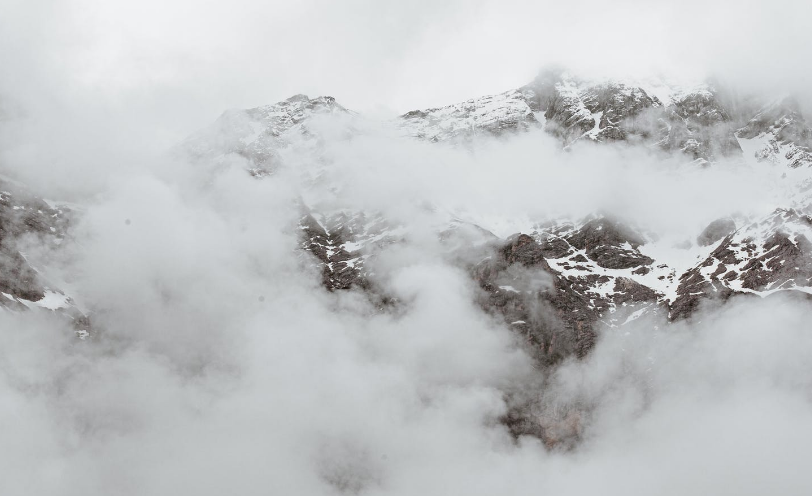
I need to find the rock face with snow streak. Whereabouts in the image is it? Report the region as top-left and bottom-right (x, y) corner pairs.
(0, 180), (89, 335)
(0, 182), (67, 304)
(671, 208), (812, 320)
(472, 233), (590, 365)
(521, 72), (663, 145)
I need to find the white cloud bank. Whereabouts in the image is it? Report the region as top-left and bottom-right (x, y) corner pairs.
(1, 0), (812, 494)
(0, 114), (808, 494)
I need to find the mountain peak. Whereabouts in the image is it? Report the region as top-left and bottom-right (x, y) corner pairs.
(285, 93), (311, 102)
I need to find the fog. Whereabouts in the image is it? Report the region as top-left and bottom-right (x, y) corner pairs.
(2, 0), (812, 494)
(2, 0), (811, 198)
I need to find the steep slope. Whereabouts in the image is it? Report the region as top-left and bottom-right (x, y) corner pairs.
(520, 71), (664, 146)
(160, 68), (812, 362)
(736, 98), (812, 169)
(671, 208), (812, 319)
(0, 178), (89, 336)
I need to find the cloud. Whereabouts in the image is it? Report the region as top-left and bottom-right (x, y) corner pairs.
(2, 0), (810, 160)
(0, 108), (809, 494)
(1, 1), (812, 494)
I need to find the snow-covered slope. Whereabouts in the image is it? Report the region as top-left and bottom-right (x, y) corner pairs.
(736, 98), (812, 169)
(0, 178), (89, 336)
(398, 69), (746, 162)
(671, 207), (812, 319)
(399, 89), (539, 142)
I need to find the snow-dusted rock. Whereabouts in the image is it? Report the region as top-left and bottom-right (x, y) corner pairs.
(179, 94), (349, 176)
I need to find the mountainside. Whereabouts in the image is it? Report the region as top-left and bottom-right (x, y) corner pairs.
(736, 98), (812, 169)
(4, 68), (812, 444)
(271, 71), (812, 362)
(0, 178), (89, 336)
(179, 94), (349, 176)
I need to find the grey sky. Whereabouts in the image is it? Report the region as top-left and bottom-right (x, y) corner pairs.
(2, 0), (809, 136)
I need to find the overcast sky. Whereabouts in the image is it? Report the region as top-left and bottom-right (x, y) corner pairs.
(2, 0), (810, 143)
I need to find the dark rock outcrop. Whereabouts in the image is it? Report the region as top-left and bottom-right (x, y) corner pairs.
(0, 180), (91, 336)
(565, 218), (653, 269)
(697, 218), (736, 246)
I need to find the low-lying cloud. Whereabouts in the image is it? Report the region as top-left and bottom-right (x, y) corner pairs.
(2, 1), (812, 493)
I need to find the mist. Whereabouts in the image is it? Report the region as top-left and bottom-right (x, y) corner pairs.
(2, 0), (812, 494)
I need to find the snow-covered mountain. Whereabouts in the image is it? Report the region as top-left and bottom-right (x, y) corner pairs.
(2, 66), (811, 452)
(242, 71), (812, 364)
(401, 69), (751, 162)
(4, 68), (812, 446)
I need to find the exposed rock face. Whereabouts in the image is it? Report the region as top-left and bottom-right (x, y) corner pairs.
(297, 208), (403, 312)
(736, 98), (812, 169)
(299, 213), (365, 291)
(173, 69), (812, 368)
(471, 234), (586, 365)
(670, 208), (812, 319)
(537, 79), (661, 145)
(0, 180), (89, 336)
(500, 396), (585, 450)
(697, 218), (736, 246)
(612, 277), (658, 305)
(530, 221), (665, 338)
(663, 89), (742, 161)
(0, 247), (43, 302)
(564, 218), (653, 270)
(669, 264), (739, 321)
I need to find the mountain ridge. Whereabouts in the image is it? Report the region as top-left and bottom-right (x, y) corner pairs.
(5, 68), (812, 361)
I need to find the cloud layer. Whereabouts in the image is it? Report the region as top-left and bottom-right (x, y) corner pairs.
(2, 1), (812, 494)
